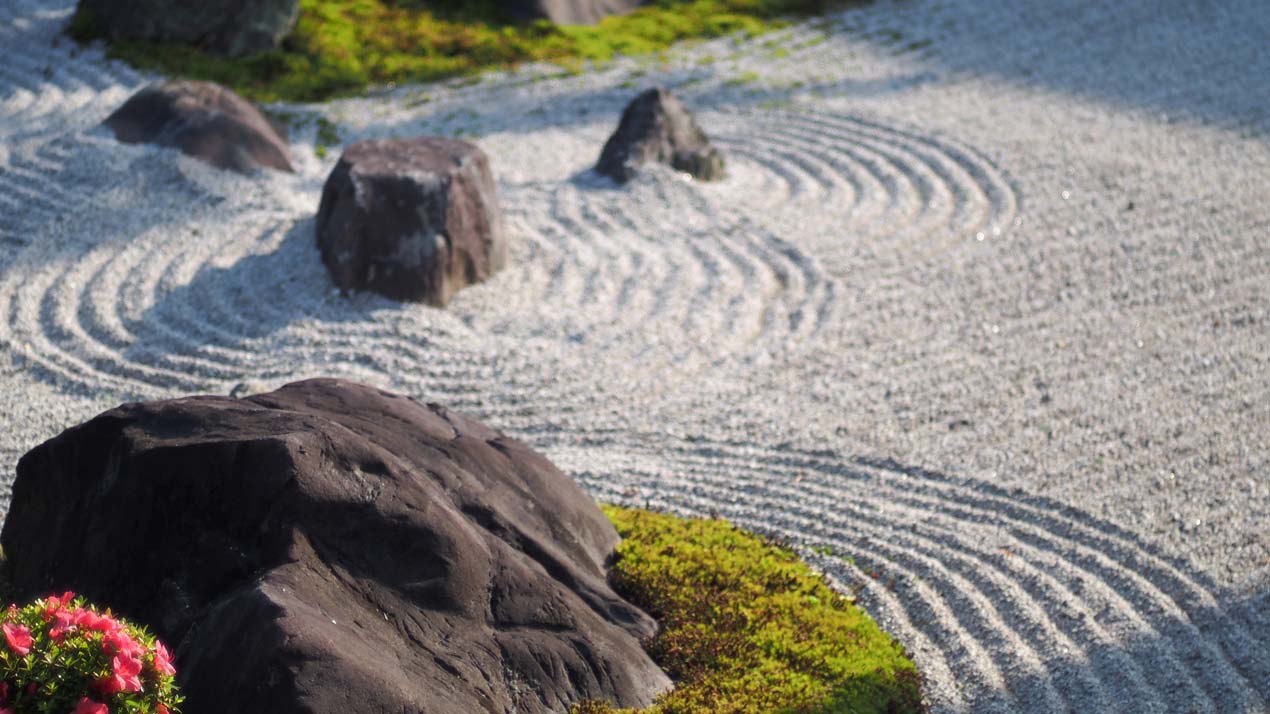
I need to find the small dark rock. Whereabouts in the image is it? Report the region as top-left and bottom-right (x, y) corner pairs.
(502, 0), (644, 25)
(2, 378), (670, 714)
(596, 87), (725, 183)
(103, 80), (294, 174)
(77, 0), (299, 57)
(316, 138), (508, 306)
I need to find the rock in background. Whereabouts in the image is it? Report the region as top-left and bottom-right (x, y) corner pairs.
(1, 379), (670, 714)
(76, 0), (299, 57)
(316, 138), (508, 306)
(596, 86), (725, 183)
(503, 0), (644, 25)
(104, 80), (294, 174)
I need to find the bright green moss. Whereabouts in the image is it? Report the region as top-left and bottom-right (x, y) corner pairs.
(582, 506), (924, 714)
(70, 0), (852, 102)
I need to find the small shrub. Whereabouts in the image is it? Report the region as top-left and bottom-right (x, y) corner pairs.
(0, 593), (182, 714)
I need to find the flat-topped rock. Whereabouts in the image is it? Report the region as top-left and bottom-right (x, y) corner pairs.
(316, 138), (508, 305)
(1, 378), (670, 714)
(76, 0), (299, 57)
(596, 87), (724, 183)
(103, 80), (294, 173)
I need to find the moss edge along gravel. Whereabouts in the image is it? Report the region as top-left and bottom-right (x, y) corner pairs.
(68, 0), (849, 102)
(579, 506), (924, 714)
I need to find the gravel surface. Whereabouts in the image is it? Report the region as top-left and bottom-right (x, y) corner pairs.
(1, 0), (1267, 711)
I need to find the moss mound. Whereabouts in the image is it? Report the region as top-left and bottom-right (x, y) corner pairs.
(582, 506), (924, 714)
(69, 0), (848, 102)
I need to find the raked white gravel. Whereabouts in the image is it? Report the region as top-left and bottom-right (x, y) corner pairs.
(1, 0), (1267, 711)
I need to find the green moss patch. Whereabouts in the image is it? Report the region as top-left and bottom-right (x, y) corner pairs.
(581, 506), (924, 714)
(70, 0), (850, 102)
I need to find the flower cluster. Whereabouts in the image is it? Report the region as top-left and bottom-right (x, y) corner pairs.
(0, 593), (181, 714)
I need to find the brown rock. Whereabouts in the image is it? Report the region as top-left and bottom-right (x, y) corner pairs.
(1, 379), (670, 714)
(596, 87), (724, 184)
(316, 138), (508, 306)
(104, 80), (294, 174)
(76, 0), (300, 57)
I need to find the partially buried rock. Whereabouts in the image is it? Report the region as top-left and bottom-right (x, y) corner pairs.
(596, 86), (724, 183)
(76, 0), (300, 57)
(1, 378), (671, 714)
(316, 138), (508, 306)
(502, 0), (644, 25)
(104, 80), (294, 174)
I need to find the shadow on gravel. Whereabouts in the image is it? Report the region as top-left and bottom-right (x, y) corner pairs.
(137, 217), (395, 343)
(955, 591), (1270, 714)
(0, 141), (202, 266)
(874, 0), (1270, 136)
(361, 68), (941, 144)
(356, 0), (1269, 145)
(839, 456), (1270, 713)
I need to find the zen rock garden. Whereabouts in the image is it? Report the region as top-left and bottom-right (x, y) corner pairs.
(6, 0), (1265, 712)
(0, 2), (942, 711)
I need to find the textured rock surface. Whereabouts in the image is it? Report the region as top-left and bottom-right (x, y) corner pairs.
(77, 0), (299, 57)
(596, 87), (724, 183)
(1, 379), (669, 714)
(503, 0), (643, 25)
(316, 138), (508, 305)
(103, 80), (293, 173)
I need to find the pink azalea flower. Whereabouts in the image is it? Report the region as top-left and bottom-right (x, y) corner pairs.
(40, 591), (74, 619)
(156, 705), (170, 714)
(49, 608), (77, 643)
(73, 609), (119, 633)
(110, 652), (144, 693)
(0, 708), (13, 714)
(103, 629), (142, 658)
(74, 698), (108, 714)
(1, 623), (31, 656)
(152, 641), (176, 677)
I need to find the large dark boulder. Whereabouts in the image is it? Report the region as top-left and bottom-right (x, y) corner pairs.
(104, 80), (294, 174)
(76, 0), (299, 57)
(503, 0), (644, 25)
(1, 379), (670, 714)
(596, 87), (725, 184)
(316, 138), (508, 306)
